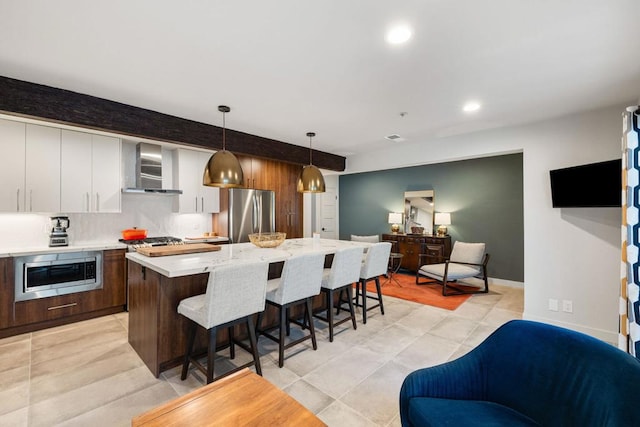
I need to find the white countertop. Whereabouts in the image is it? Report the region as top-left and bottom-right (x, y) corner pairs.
(125, 238), (370, 278)
(0, 242), (128, 258)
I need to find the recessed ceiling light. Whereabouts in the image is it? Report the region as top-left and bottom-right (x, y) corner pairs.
(386, 25), (412, 44)
(463, 101), (481, 113)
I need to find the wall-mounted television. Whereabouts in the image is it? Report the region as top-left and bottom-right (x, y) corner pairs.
(549, 159), (621, 208)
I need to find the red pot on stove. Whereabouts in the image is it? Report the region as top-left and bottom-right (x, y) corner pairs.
(121, 228), (148, 240)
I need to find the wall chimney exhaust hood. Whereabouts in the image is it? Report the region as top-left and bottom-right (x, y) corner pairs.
(122, 143), (183, 194)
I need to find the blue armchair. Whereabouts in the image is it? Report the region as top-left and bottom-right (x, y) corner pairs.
(400, 320), (640, 426)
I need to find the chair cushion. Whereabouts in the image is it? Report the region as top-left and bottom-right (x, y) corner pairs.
(408, 398), (540, 427)
(265, 277), (282, 302)
(177, 294), (207, 328)
(419, 263), (480, 280)
(450, 242), (485, 264)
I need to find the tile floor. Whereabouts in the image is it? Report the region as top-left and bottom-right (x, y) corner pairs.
(0, 284), (523, 426)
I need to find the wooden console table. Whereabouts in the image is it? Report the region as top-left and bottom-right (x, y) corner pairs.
(132, 368), (326, 426)
(382, 233), (451, 272)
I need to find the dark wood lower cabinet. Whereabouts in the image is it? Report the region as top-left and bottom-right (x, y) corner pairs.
(382, 234), (452, 272)
(0, 258), (14, 329)
(0, 249), (126, 339)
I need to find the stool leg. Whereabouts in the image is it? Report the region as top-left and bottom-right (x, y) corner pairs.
(375, 276), (385, 315)
(246, 316), (262, 376)
(306, 298), (317, 350)
(327, 289), (335, 342)
(206, 326), (217, 384)
(346, 285), (357, 330)
(361, 279), (368, 324)
(278, 305), (286, 368)
(229, 325), (235, 359)
(285, 307), (291, 336)
(181, 321), (197, 380)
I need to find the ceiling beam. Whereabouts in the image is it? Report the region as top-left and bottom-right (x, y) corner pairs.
(0, 75), (346, 171)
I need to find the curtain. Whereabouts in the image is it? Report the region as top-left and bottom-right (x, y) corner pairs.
(621, 105), (640, 357)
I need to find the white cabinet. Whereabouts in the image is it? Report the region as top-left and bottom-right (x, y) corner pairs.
(25, 124), (61, 212)
(0, 119), (26, 211)
(61, 130), (121, 212)
(173, 149), (219, 213)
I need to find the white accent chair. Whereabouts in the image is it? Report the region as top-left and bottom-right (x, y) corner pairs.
(351, 234), (380, 243)
(178, 261), (269, 384)
(416, 241), (490, 296)
(257, 252), (325, 368)
(353, 241), (392, 323)
(313, 246), (364, 342)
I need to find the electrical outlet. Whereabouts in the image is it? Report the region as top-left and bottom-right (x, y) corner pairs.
(548, 299), (559, 311)
(562, 300), (573, 313)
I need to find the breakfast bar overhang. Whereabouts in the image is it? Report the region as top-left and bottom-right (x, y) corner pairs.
(125, 238), (369, 377)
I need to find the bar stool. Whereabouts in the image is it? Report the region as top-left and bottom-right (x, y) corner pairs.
(178, 261), (269, 384)
(257, 252), (325, 368)
(313, 246), (364, 342)
(354, 242), (392, 324)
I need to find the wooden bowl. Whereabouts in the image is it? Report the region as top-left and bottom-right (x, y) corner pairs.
(248, 232), (286, 248)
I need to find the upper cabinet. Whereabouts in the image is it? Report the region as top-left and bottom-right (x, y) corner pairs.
(0, 119), (26, 212)
(24, 124), (61, 213)
(61, 130), (121, 213)
(0, 118), (121, 213)
(238, 155), (268, 189)
(173, 148), (220, 213)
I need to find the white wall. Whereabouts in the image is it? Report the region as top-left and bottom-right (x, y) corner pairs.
(346, 103), (629, 342)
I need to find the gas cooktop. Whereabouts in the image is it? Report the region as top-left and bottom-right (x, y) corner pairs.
(119, 236), (184, 251)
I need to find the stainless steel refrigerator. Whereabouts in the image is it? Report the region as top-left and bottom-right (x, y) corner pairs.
(227, 189), (276, 243)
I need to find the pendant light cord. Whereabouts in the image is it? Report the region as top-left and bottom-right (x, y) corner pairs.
(222, 111), (226, 151)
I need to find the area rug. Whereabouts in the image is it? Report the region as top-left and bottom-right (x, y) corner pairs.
(362, 273), (472, 310)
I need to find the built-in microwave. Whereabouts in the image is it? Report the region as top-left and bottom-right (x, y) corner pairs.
(14, 251), (103, 302)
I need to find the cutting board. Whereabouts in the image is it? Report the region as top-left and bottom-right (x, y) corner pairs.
(136, 243), (221, 257)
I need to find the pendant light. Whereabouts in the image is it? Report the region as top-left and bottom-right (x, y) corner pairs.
(203, 105), (244, 188)
(297, 132), (326, 193)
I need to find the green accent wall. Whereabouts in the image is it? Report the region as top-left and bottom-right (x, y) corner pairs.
(339, 153), (524, 281)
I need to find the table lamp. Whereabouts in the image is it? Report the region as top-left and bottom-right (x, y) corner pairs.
(388, 212), (403, 233)
(434, 212), (451, 237)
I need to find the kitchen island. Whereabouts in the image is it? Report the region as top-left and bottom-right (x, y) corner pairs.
(126, 238), (369, 377)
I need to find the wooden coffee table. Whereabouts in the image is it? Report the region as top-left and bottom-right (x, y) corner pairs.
(131, 368), (326, 426)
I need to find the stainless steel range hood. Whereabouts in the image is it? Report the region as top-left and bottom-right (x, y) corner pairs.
(122, 143), (183, 194)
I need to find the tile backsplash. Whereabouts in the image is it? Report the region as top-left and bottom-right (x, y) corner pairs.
(0, 193), (212, 248)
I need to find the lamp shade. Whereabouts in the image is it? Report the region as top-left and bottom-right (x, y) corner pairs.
(388, 212), (403, 224)
(202, 105), (245, 188)
(203, 150), (245, 188)
(297, 131), (326, 193)
(434, 212), (451, 225)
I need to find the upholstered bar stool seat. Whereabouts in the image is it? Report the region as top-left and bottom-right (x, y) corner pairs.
(353, 242), (392, 324)
(178, 261), (269, 384)
(258, 252), (325, 368)
(313, 246), (364, 342)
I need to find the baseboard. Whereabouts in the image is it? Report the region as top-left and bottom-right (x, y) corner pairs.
(458, 277), (524, 289)
(523, 313), (618, 345)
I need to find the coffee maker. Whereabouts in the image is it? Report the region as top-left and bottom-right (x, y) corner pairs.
(49, 216), (70, 247)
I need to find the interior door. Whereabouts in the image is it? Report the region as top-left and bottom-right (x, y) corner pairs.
(319, 186), (337, 239)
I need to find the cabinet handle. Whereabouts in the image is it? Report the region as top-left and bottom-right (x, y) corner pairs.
(16, 188), (20, 211)
(201, 197), (204, 212)
(29, 189), (32, 212)
(95, 192), (100, 212)
(86, 192), (90, 212)
(253, 179), (256, 188)
(47, 302), (77, 311)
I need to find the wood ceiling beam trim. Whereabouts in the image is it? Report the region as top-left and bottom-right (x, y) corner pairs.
(0, 76), (346, 171)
